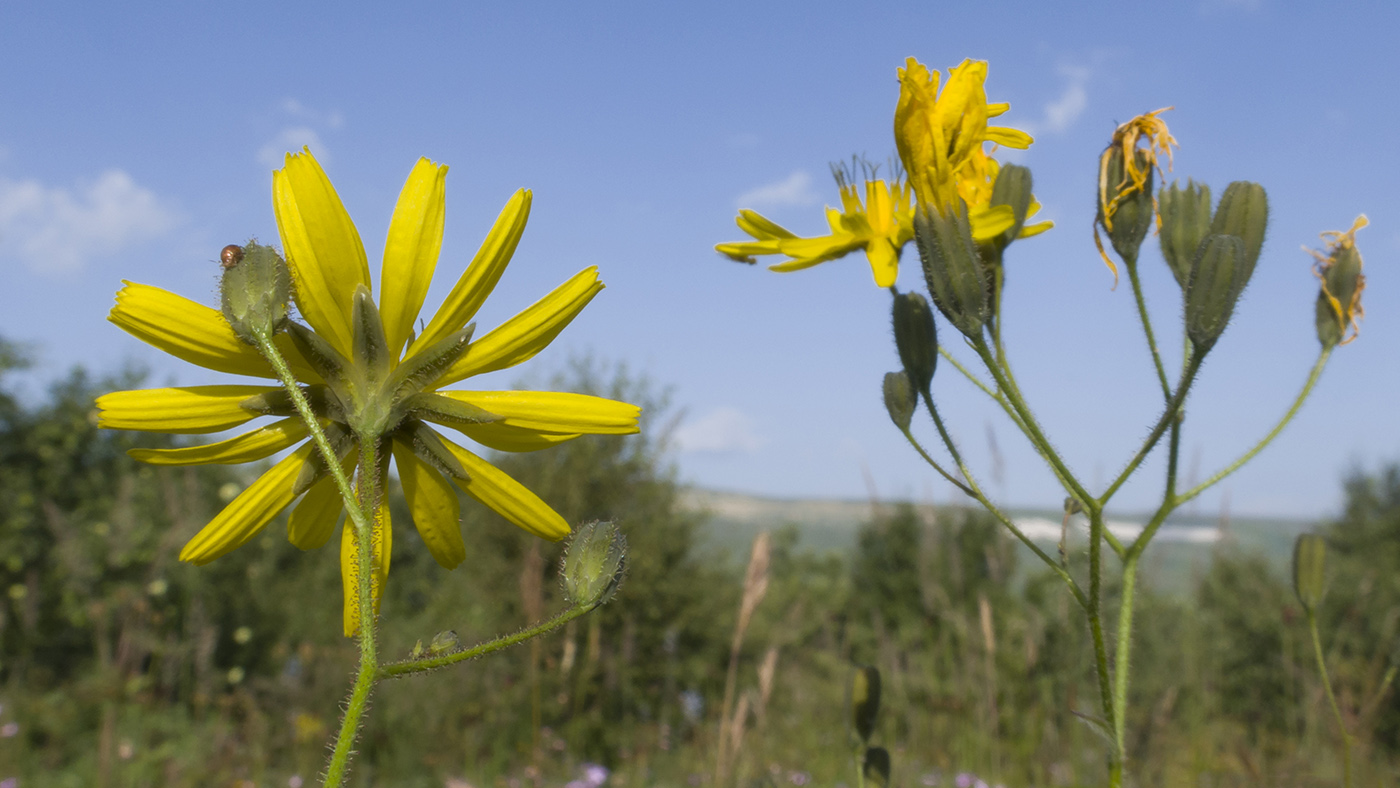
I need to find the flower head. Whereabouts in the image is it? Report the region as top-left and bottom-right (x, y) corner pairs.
(716, 159), (914, 288)
(1095, 108), (1178, 282)
(99, 149), (640, 635)
(894, 58), (1032, 216)
(1309, 214), (1368, 347)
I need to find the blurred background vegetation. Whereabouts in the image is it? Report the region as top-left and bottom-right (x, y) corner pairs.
(2, 341), (1399, 788)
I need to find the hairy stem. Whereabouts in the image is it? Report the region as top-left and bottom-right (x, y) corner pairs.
(1177, 349), (1331, 507)
(381, 605), (594, 677)
(1125, 257), (1172, 401)
(1310, 610), (1353, 788)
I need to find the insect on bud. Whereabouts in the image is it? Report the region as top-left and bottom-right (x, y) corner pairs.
(220, 244), (244, 269)
(562, 521), (627, 609)
(220, 241), (292, 345)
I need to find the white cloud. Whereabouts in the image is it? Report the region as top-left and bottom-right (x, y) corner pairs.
(257, 126), (330, 169)
(0, 170), (178, 274)
(735, 171), (820, 210)
(674, 407), (764, 454)
(1040, 65), (1091, 134)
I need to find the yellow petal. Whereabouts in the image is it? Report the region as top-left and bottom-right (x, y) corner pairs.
(986, 101), (1010, 118)
(435, 267), (603, 386)
(715, 240), (782, 261)
(438, 390), (641, 434)
(110, 282), (320, 382)
(440, 436), (569, 541)
(969, 204), (1017, 241)
(391, 442), (465, 569)
(287, 473), (344, 550)
(449, 423), (582, 452)
(380, 158), (449, 360)
(407, 189), (532, 359)
(867, 239), (899, 288)
(986, 126), (1034, 150)
(273, 148), (371, 358)
(1018, 220), (1055, 238)
(179, 443), (313, 564)
(341, 491), (392, 637)
(735, 210), (797, 241)
(97, 385), (274, 434)
(128, 417), (310, 465)
(767, 235), (865, 272)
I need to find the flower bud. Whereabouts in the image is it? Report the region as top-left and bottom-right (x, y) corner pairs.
(220, 242), (292, 344)
(989, 163), (1035, 250)
(1097, 147), (1155, 265)
(863, 747), (891, 788)
(1292, 533), (1327, 615)
(882, 372), (916, 431)
(562, 521), (627, 609)
(1210, 181), (1268, 281)
(913, 205), (988, 339)
(1184, 234), (1247, 351)
(892, 292), (938, 393)
(850, 664), (881, 743)
(1312, 215), (1368, 349)
(1158, 180), (1212, 290)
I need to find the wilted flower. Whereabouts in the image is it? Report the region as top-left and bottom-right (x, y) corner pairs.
(1095, 108), (1177, 282)
(1309, 214), (1368, 347)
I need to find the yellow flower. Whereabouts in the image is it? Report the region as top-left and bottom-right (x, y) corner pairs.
(716, 163), (914, 288)
(98, 149), (640, 635)
(894, 57), (1032, 221)
(955, 147), (1054, 242)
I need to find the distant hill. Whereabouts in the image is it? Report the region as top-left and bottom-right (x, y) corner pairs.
(680, 488), (1320, 596)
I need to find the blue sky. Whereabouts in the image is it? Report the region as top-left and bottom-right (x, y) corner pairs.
(0, 0), (1394, 519)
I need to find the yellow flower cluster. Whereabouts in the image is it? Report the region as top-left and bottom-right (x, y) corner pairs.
(717, 57), (1050, 288)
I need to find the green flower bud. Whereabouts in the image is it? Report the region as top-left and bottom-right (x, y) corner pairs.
(850, 664), (881, 744)
(913, 205), (988, 339)
(862, 747), (891, 788)
(1158, 180), (1212, 290)
(1209, 181), (1269, 279)
(562, 521), (627, 609)
(891, 292), (937, 393)
(1312, 216), (1368, 349)
(1096, 148), (1155, 264)
(220, 242), (291, 344)
(989, 163), (1034, 250)
(1184, 234), (1247, 352)
(1292, 533), (1327, 615)
(882, 372), (916, 431)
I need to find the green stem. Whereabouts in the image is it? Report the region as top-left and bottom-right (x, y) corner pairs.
(1309, 610), (1353, 788)
(250, 330), (381, 788)
(1112, 556), (1138, 760)
(1176, 349), (1331, 508)
(897, 423), (976, 498)
(921, 395), (1086, 608)
(1086, 506), (1119, 762)
(1124, 258), (1172, 401)
(382, 604), (593, 677)
(970, 339), (1094, 512)
(323, 437), (384, 788)
(1099, 353), (1204, 505)
(253, 331), (370, 536)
